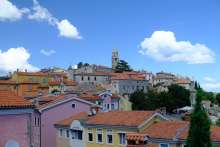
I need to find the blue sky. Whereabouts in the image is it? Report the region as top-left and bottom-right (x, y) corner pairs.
(0, 0), (220, 91)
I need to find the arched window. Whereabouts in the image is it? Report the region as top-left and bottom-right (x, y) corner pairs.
(5, 140), (20, 147)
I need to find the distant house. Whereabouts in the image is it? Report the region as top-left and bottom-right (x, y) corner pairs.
(126, 120), (220, 147)
(32, 94), (101, 147)
(79, 90), (132, 111)
(48, 79), (77, 93)
(0, 90), (40, 147)
(0, 80), (40, 98)
(110, 72), (148, 95)
(54, 111), (167, 147)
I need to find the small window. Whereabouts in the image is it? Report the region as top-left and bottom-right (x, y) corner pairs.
(94, 76), (97, 81)
(97, 129), (103, 144)
(34, 117), (37, 126)
(119, 133), (126, 145)
(59, 129), (63, 137)
(160, 144), (169, 147)
(72, 103), (76, 109)
(81, 76), (84, 81)
(88, 76), (90, 81)
(72, 130), (83, 140)
(37, 117), (40, 126)
(106, 130), (113, 144)
(107, 104), (110, 110)
(66, 130), (70, 138)
(111, 104), (115, 110)
(88, 129), (93, 142)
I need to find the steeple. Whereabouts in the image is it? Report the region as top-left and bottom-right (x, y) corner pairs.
(112, 48), (119, 70)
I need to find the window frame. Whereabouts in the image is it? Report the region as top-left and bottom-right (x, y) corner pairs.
(96, 129), (103, 144)
(87, 129), (94, 143)
(106, 129), (113, 145)
(59, 129), (63, 137)
(159, 143), (169, 147)
(118, 132), (126, 146)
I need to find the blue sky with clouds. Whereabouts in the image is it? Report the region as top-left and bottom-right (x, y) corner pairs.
(0, 0), (220, 91)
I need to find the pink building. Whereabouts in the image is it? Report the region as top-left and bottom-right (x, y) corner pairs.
(34, 94), (100, 147)
(0, 90), (40, 147)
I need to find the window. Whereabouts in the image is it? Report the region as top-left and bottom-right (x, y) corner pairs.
(182, 145), (187, 147)
(96, 129), (103, 144)
(28, 85), (32, 91)
(66, 130), (70, 138)
(94, 76), (97, 81)
(72, 130), (83, 140)
(59, 129), (63, 137)
(119, 133), (126, 145)
(111, 103), (115, 110)
(88, 76), (90, 81)
(106, 130), (113, 144)
(34, 117), (37, 126)
(72, 103), (76, 109)
(160, 143), (169, 147)
(37, 117), (40, 126)
(107, 104), (110, 110)
(88, 129), (93, 142)
(81, 76), (84, 81)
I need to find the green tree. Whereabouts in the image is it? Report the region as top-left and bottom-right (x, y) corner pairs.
(77, 62), (83, 68)
(129, 90), (147, 110)
(115, 60), (132, 72)
(216, 118), (220, 127)
(186, 91), (212, 147)
(216, 93), (220, 105)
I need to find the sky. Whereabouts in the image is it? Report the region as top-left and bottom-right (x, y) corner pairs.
(0, 0), (220, 92)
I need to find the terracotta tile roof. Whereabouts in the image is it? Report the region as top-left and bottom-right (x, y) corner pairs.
(55, 112), (88, 126)
(80, 92), (100, 101)
(75, 72), (111, 76)
(0, 80), (16, 85)
(16, 72), (49, 76)
(49, 80), (77, 86)
(127, 133), (147, 142)
(0, 90), (34, 109)
(110, 72), (146, 80)
(174, 78), (191, 84)
(86, 111), (155, 127)
(143, 120), (189, 140)
(139, 120), (220, 142)
(36, 94), (66, 109)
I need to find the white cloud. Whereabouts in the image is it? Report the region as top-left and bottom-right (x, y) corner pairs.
(202, 83), (220, 92)
(139, 31), (215, 64)
(28, 0), (57, 25)
(28, 0), (81, 39)
(204, 77), (216, 82)
(0, 47), (39, 74)
(0, 0), (29, 21)
(40, 49), (56, 56)
(57, 19), (82, 39)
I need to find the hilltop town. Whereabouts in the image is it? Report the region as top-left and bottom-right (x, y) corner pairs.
(1, 49), (220, 147)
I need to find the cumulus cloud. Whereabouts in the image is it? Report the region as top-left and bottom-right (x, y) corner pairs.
(204, 77), (216, 82)
(0, 47), (39, 74)
(40, 49), (56, 56)
(28, 0), (81, 39)
(0, 0), (29, 21)
(57, 19), (82, 39)
(139, 31), (215, 64)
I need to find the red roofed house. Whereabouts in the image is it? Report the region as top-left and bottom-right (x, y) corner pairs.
(0, 90), (40, 147)
(32, 93), (101, 147)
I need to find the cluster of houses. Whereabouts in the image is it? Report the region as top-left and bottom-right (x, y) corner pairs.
(0, 49), (204, 147)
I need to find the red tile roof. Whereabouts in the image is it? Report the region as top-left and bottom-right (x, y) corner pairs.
(0, 80), (16, 85)
(0, 90), (34, 109)
(49, 80), (77, 86)
(110, 72), (146, 80)
(86, 111), (155, 127)
(16, 72), (49, 76)
(55, 112), (88, 126)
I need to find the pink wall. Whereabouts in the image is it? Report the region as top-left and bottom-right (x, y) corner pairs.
(40, 99), (92, 147)
(0, 113), (30, 147)
(0, 111), (40, 147)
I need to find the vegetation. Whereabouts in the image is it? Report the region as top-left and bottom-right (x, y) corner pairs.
(186, 91), (212, 147)
(130, 84), (190, 113)
(77, 62), (90, 68)
(115, 60), (132, 72)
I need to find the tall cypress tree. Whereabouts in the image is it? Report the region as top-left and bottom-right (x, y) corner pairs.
(186, 91), (212, 147)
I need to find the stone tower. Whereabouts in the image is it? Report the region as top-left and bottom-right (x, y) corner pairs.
(112, 48), (119, 70)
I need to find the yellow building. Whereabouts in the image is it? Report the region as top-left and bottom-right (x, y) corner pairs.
(54, 111), (167, 147)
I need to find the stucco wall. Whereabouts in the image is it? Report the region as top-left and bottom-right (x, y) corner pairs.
(0, 113), (30, 147)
